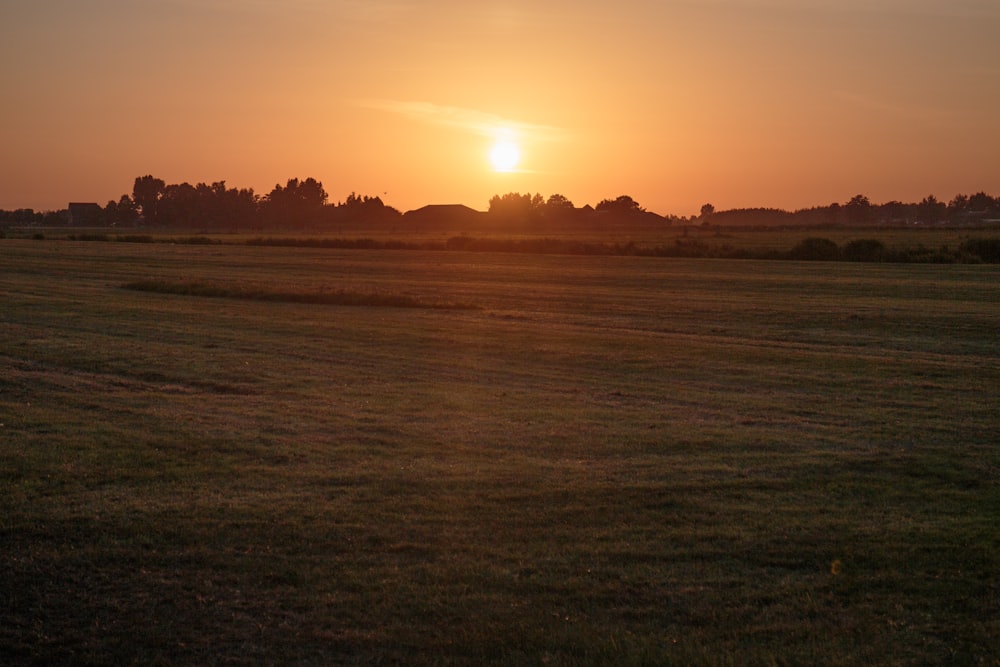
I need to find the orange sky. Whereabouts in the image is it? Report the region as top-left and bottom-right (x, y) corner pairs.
(2, 1), (997, 216)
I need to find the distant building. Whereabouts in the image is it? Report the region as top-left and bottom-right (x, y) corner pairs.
(403, 204), (485, 228)
(67, 202), (103, 226)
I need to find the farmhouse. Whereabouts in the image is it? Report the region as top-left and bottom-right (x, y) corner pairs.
(67, 202), (103, 226)
(403, 204), (485, 228)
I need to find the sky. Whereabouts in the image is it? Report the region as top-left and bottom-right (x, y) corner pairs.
(1, 0), (997, 217)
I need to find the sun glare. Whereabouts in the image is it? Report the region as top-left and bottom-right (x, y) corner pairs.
(489, 136), (520, 172)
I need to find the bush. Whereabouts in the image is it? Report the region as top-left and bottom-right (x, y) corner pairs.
(959, 238), (1000, 263)
(897, 245), (957, 264)
(789, 237), (840, 261)
(843, 238), (888, 262)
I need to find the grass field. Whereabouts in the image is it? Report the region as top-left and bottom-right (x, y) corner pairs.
(10, 220), (1000, 255)
(2, 239), (998, 665)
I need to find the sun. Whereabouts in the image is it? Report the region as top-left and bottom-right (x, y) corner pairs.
(489, 138), (520, 172)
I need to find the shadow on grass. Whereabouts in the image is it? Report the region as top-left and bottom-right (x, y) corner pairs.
(122, 280), (479, 310)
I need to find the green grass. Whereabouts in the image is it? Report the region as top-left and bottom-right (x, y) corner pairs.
(1, 239), (998, 665)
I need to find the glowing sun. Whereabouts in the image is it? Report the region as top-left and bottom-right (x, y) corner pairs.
(489, 138), (520, 172)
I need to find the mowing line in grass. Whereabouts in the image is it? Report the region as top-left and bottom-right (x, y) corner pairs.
(121, 279), (479, 310)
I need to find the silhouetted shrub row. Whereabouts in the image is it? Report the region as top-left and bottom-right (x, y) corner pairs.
(959, 238), (1000, 263)
(784, 238), (1000, 263)
(444, 236), (635, 255)
(245, 237), (421, 250)
(66, 234), (216, 244)
(122, 280), (478, 310)
(31, 231), (1000, 263)
(69, 234), (111, 242)
(438, 236), (1000, 263)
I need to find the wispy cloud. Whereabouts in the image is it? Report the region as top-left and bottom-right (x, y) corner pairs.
(162, 0), (415, 22)
(360, 99), (570, 143)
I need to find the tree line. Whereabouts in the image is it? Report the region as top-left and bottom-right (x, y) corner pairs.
(127, 175), (401, 229)
(1, 176), (998, 229)
(698, 193), (1000, 227)
(0, 176), (400, 230)
(44, 233), (999, 264)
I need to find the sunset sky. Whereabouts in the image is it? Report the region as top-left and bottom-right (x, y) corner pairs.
(2, 0), (997, 216)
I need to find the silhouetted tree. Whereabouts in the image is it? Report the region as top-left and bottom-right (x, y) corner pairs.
(878, 200), (907, 224)
(545, 193), (573, 209)
(0, 208), (43, 224)
(596, 195), (642, 215)
(700, 203), (715, 220)
(917, 195), (946, 223)
(948, 194), (969, 220)
(845, 194), (872, 225)
(827, 202), (842, 225)
(542, 193), (576, 221)
(488, 192), (543, 223)
(264, 177), (328, 228)
(43, 210), (69, 225)
(105, 194), (138, 225)
(968, 192), (997, 212)
(334, 192), (401, 223)
(216, 184), (259, 229)
(158, 182), (201, 227)
(132, 175), (166, 225)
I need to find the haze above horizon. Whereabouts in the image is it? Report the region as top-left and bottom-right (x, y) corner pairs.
(2, 0), (997, 216)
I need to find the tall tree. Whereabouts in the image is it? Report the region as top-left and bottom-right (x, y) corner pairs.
(543, 193), (576, 219)
(264, 177), (328, 228)
(845, 194), (872, 224)
(132, 175), (166, 225)
(968, 192), (997, 212)
(337, 193), (400, 223)
(595, 195), (642, 215)
(158, 182), (202, 227)
(488, 192), (543, 223)
(105, 194), (138, 225)
(917, 195), (946, 223)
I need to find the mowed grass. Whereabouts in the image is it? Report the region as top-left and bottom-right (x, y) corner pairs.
(1, 239), (998, 665)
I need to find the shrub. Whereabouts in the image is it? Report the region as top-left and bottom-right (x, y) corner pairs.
(959, 238), (1000, 263)
(789, 237), (840, 261)
(897, 245), (957, 264)
(843, 238), (888, 262)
